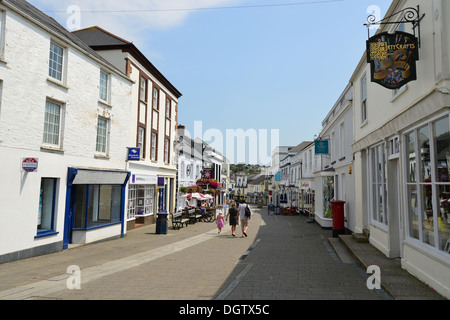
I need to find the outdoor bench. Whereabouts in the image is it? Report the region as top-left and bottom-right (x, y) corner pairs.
(171, 211), (189, 230)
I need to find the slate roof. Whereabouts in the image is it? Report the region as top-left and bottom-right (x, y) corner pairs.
(73, 26), (182, 99)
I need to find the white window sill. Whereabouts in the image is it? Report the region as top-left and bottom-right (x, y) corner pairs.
(41, 145), (64, 153)
(47, 77), (69, 90)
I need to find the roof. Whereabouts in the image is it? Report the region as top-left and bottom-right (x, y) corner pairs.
(1, 0), (128, 80)
(72, 26), (182, 99)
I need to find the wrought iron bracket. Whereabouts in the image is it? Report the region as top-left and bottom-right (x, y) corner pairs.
(364, 5), (425, 47)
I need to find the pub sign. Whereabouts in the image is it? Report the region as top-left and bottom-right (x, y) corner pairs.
(367, 31), (419, 89)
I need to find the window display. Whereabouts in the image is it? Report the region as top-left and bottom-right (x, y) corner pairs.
(405, 115), (450, 254)
(323, 176), (334, 218)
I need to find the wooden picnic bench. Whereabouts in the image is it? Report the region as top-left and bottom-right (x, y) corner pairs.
(186, 208), (202, 224)
(171, 211), (189, 230)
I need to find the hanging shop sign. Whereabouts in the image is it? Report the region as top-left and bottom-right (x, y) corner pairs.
(366, 31), (419, 89)
(315, 140), (329, 155)
(127, 147), (140, 161)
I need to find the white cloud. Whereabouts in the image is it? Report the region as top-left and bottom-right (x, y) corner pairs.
(27, 0), (242, 61)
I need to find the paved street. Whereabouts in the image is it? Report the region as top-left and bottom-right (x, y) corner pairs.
(0, 206), (392, 302)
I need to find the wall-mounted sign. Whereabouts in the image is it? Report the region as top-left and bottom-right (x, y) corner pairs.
(315, 140), (329, 155)
(367, 31), (419, 89)
(127, 147), (140, 161)
(22, 157), (38, 172)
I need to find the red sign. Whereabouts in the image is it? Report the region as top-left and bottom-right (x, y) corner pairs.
(22, 158), (38, 172)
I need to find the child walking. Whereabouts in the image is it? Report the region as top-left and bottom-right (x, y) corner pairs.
(216, 210), (224, 234)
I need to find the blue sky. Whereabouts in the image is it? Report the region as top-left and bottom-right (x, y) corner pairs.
(29, 0), (392, 164)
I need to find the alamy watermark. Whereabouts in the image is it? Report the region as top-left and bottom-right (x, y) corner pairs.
(67, 265), (81, 290)
(366, 265), (381, 290)
(179, 121), (279, 166)
(66, 5), (81, 31)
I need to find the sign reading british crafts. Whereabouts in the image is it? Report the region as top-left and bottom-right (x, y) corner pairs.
(367, 31), (419, 89)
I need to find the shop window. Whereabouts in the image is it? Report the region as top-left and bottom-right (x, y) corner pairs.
(389, 136), (400, 159)
(370, 144), (388, 225)
(405, 115), (450, 253)
(37, 178), (58, 237)
(73, 184), (121, 229)
(323, 176), (334, 218)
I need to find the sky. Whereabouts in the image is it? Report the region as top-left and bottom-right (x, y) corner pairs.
(29, 0), (392, 165)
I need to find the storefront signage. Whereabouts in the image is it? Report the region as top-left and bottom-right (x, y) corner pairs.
(367, 31), (419, 89)
(131, 174), (157, 185)
(315, 140), (329, 154)
(127, 147), (140, 161)
(21, 157), (38, 172)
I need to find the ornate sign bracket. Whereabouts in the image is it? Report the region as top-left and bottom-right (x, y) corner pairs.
(364, 5), (425, 47)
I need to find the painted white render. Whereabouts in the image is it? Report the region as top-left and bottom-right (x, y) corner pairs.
(351, 0), (450, 299)
(0, 2), (133, 262)
(314, 84), (354, 230)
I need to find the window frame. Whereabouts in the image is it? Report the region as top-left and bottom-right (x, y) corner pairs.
(36, 178), (59, 238)
(361, 75), (367, 125)
(48, 41), (66, 83)
(95, 116), (109, 155)
(403, 114), (450, 253)
(369, 142), (388, 227)
(42, 99), (64, 149)
(99, 70), (110, 103)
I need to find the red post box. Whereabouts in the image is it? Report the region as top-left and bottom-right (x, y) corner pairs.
(331, 200), (345, 237)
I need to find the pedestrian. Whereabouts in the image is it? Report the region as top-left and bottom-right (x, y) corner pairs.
(216, 210), (224, 234)
(225, 201), (238, 237)
(238, 199), (251, 238)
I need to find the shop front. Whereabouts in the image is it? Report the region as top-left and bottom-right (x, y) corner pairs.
(314, 172), (334, 228)
(299, 179), (315, 216)
(64, 168), (130, 249)
(127, 173), (157, 229)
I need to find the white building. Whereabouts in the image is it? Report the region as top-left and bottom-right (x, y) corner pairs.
(314, 83), (354, 230)
(351, 0), (450, 298)
(0, 0), (133, 262)
(72, 26), (182, 229)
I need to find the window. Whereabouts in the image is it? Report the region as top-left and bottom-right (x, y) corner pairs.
(152, 87), (159, 109)
(339, 121), (345, 159)
(405, 116), (450, 253)
(138, 127), (145, 159)
(37, 178), (58, 236)
(49, 42), (64, 81)
(389, 136), (400, 159)
(166, 98), (171, 118)
(370, 144), (387, 225)
(140, 77), (147, 102)
(99, 71), (109, 101)
(73, 184), (121, 229)
(43, 100), (62, 147)
(127, 184), (137, 220)
(0, 10), (5, 59)
(151, 132), (157, 161)
(361, 75), (367, 124)
(164, 138), (170, 163)
(96, 117), (108, 154)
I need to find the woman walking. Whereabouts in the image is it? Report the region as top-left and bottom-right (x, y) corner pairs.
(225, 201), (239, 237)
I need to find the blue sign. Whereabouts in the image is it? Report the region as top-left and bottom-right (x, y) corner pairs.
(128, 148), (140, 161)
(275, 172), (281, 181)
(315, 140), (329, 154)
